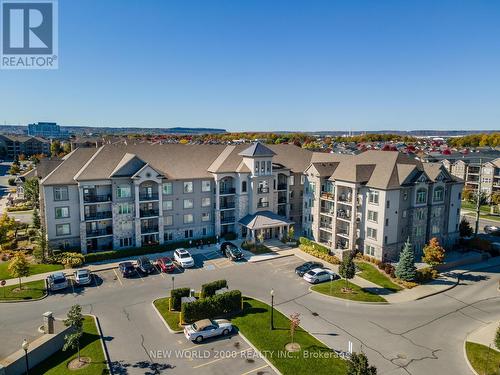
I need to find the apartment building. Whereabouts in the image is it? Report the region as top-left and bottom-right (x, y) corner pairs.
(0, 134), (50, 158)
(27, 122), (69, 139)
(40, 143), (317, 253)
(303, 151), (463, 261)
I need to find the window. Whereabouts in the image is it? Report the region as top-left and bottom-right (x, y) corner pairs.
(365, 244), (375, 256)
(433, 187), (444, 202)
(185, 229), (193, 238)
(202, 212), (210, 222)
(184, 214), (194, 224)
(164, 215), (173, 226)
(402, 210), (407, 218)
(119, 221), (133, 231)
(55, 207), (69, 219)
(164, 231), (173, 241)
(267, 161), (271, 173)
(117, 185), (131, 198)
(432, 225), (440, 235)
(415, 209), (425, 220)
(403, 191), (408, 200)
(201, 197), (211, 207)
(384, 236), (388, 244)
(432, 206), (443, 218)
(416, 188), (427, 204)
(241, 181), (247, 192)
(162, 182), (173, 195)
(367, 210), (378, 223)
(289, 176), (295, 185)
(118, 203), (131, 215)
(56, 223), (70, 236)
(260, 161), (265, 173)
(53, 186), (69, 201)
(368, 191), (379, 205)
(254, 161), (259, 173)
(119, 238), (133, 247)
(385, 218), (389, 226)
(162, 200), (173, 211)
(386, 200), (390, 209)
(367, 227), (377, 240)
(202, 180), (211, 192)
(183, 181), (193, 193)
(415, 226), (425, 236)
(183, 199), (193, 209)
(202, 227), (207, 236)
(300, 175), (305, 185)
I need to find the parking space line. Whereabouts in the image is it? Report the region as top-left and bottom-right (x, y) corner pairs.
(154, 264), (165, 278)
(240, 364), (270, 375)
(113, 269), (123, 286)
(135, 269), (145, 282)
(181, 344), (200, 351)
(92, 273), (99, 289)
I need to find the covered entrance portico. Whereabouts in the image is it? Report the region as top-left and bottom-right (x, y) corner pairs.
(238, 211), (293, 242)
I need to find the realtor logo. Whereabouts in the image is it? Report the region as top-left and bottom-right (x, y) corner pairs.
(1, 0), (58, 69)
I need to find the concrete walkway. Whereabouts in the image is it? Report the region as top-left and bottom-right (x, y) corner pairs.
(467, 321), (500, 349)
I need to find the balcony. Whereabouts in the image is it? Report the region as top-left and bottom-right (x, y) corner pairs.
(277, 183), (287, 191)
(140, 209), (159, 218)
(139, 193), (159, 201)
(220, 201), (236, 210)
(86, 228), (113, 238)
(320, 192), (335, 201)
(141, 226), (159, 234)
(85, 211), (112, 221)
(219, 187), (236, 195)
(336, 228), (350, 238)
(319, 222), (333, 231)
(257, 201), (270, 208)
(257, 187), (269, 194)
(84, 194), (112, 203)
(336, 209), (351, 220)
(320, 207), (335, 216)
(221, 216), (235, 224)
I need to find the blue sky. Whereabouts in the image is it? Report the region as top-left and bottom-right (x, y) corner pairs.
(1, 0), (500, 131)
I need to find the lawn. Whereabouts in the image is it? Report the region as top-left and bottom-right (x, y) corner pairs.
(355, 262), (402, 292)
(153, 297), (183, 332)
(461, 201), (491, 213)
(0, 279), (46, 301)
(0, 261), (63, 280)
(311, 279), (387, 303)
(465, 342), (500, 375)
(31, 316), (109, 375)
(232, 297), (347, 375)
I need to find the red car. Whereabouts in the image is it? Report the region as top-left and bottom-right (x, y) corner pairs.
(156, 257), (175, 273)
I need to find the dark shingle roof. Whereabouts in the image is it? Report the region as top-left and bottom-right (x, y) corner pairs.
(238, 143), (276, 157)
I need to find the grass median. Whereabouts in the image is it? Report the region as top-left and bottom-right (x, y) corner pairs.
(232, 297), (347, 374)
(0, 279), (46, 301)
(465, 342), (500, 375)
(153, 297), (183, 332)
(355, 262), (402, 292)
(0, 262), (63, 280)
(311, 279), (387, 303)
(31, 316), (108, 375)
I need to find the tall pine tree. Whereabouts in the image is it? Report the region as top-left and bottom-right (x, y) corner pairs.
(395, 238), (417, 281)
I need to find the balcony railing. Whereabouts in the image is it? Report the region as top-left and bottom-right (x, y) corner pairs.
(277, 183), (287, 191)
(320, 222), (333, 231)
(221, 216), (235, 224)
(320, 208), (335, 215)
(141, 226), (159, 234)
(257, 201), (270, 208)
(278, 197), (287, 204)
(85, 211), (112, 220)
(337, 229), (350, 237)
(320, 192), (335, 200)
(220, 201), (235, 209)
(139, 193), (159, 201)
(86, 228), (113, 237)
(257, 187), (269, 194)
(140, 209), (159, 218)
(219, 187), (236, 195)
(337, 210), (351, 220)
(84, 194), (112, 203)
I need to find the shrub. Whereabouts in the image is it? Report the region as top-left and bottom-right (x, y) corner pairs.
(298, 237), (331, 255)
(395, 279), (418, 289)
(495, 325), (500, 350)
(299, 243), (340, 264)
(200, 280), (228, 299)
(170, 288), (191, 311)
(181, 290), (242, 323)
(416, 267), (439, 283)
(51, 252), (84, 268)
(377, 262), (386, 270)
(384, 264), (395, 278)
(1, 239), (17, 251)
(223, 232), (237, 241)
(27, 228), (37, 236)
(7, 177), (15, 186)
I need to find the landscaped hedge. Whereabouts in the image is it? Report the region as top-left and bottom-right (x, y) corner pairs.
(416, 267), (439, 282)
(298, 237), (340, 264)
(50, 252), (84, 268)
(181, 290), (242, 323)
(299, 237), (330, 254)
(200, 280), (227, 298)
(170, 288), (191, 311)
(83, 236), (217, 263)
(7, 204), (33, 212)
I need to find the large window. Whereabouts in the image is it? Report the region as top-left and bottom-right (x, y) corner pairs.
(433, 187), (444, 202)
(365, 244), (375, 256)
(162, 200), (173, 211)
(201, 197), (211, 207)
(415, 209), (425, 220)
(368, 191), (379, 205)
(202, 180), (211, 192)
(118, 203), (131, 215)
(164, 215), (173, 226)
(56, 223), (70, 236)
(183, 199), (193, 209)
(162, 182), (173, 195)
(54, 207), (69, 219)
(367, 227), (377, 240)
(202, 212), (210, 222)
(367, 210), (378, 223)
(184, 214), (194, 224)
(183, 181), (193, 193)
(117, 185), (131, 198)
(53, 186), (69, 201)
(432, 225), (440, 235)
(416, 188), (427, 204)
(119, 238), (133, 247)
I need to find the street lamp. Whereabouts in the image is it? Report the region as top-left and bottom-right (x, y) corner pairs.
(21, 338), (29, 375)
(270, 289), (274, 330)
(171, 276), (175, 291)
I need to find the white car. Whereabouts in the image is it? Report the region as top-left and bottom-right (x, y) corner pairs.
(74, 269), (92, 285)
(184, 319), (233, 342)
(303, 268), (339, 284)
(174, 248), (195, 268)
(47, 272), (69, 291)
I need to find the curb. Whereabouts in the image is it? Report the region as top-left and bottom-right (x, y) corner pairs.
(0, 280), (49, 303)
(151, 298), (183, 334)
(414, 277), (460, 300)
(463, 341), (480, 375)
(237, 331), (282, 375)
(308, 287), (389, 305)
(248, 253), (295, 263)
(89, 314), (113, 375)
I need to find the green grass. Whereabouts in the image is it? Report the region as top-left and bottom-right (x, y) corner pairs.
(355, 262), (402, 292)
(0, 261), (63, 280)
(0, 279), (46, 301)
(461, 201), (491, 213)
(232, 297), (347, 375)
(311, 279), (387, 303)
(31, 316), (109, 375)
(465, 342), (500, 375)
(153, 297), (183, 332)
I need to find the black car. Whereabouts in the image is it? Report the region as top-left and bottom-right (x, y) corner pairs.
(118, 262), (135, 277)
(225, 245), (244, 261)
(295, 261), (324, 277)
(136, 256), (155, 274)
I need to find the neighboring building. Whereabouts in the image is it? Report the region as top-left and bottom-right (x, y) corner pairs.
(40, 143), (316, 253)
(0, 134), (50, 158)
(303, 151), (463, 261)
(27, 122), (69, 139)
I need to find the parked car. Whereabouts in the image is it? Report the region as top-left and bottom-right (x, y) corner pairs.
(219, 242), (244, 261)
(47, 272), (69, 291)
(118, 262), (135, 277)
(295, 261), (324, 277)
(136, 256), (155, 274)
(484, 225), (500, 235)
(174, 248), (195, 268)
(184, 319), (233, 343)
(303, 268), (338, 284)
(74, 269), (92, 285)
(156, 257), (175, 273)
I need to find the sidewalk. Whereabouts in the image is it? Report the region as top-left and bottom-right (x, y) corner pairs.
(467, 321), (500, 349)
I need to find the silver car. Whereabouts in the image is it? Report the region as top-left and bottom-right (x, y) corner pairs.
(184, 319), (233, 342)
(74, 269), (92, 285)
(47, 272), (69, 291)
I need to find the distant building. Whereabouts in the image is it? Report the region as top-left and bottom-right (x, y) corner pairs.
(28, 122), (69, 139)
(0, 134), (50, 158)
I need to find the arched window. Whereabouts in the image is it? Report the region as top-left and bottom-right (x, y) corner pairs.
(433, 186), (444, 202)
(416, 188), (427, 204)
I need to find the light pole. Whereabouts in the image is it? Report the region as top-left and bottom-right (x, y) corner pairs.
(171, 276), (175, 291)
(270, 289), (274, 330)
(21, 338), (29, 375)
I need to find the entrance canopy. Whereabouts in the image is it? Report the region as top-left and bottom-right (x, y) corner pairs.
(238, 211), (293, 230)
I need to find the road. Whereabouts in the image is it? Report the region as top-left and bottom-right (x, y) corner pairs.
(0, 253), (498, 375)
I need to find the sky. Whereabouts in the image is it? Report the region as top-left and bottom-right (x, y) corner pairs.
(1, 0), (500, 132)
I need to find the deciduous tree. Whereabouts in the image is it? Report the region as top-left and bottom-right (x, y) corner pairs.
(422, 237), (445, 266)
(8, 252), (30, 289)
(339, 252), (356, 289)
(63, 304), (85, 362)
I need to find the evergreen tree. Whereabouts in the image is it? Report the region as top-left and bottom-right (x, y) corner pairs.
(32, 208), (41, 229)
(339, 251), (356, 289)
(395, 238), (417, 281)
(459, 218), (473, 238)
(347, 352), (377, 375)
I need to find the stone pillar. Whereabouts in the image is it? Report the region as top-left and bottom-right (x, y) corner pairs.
(43, 311), (54, 334)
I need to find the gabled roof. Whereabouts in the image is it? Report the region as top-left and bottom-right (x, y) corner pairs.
(41, 148), (99, 185)
(109, 153), (146, 178)
(238, 142), (276, 157)
(239, 211), (293, 230)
